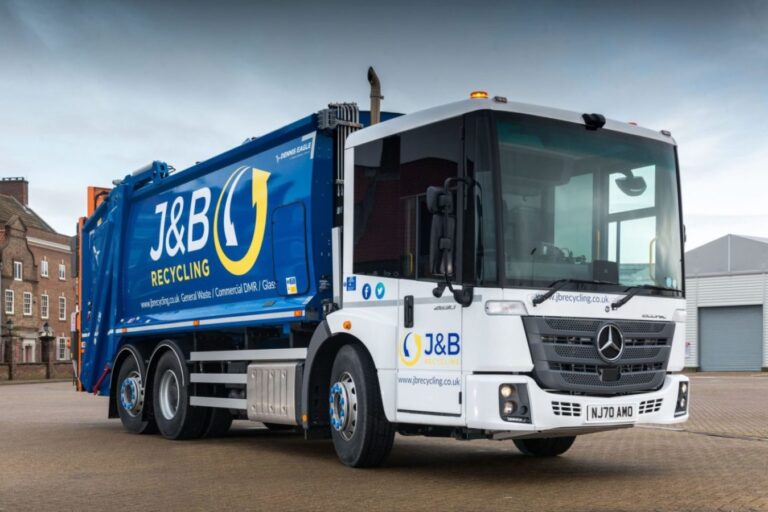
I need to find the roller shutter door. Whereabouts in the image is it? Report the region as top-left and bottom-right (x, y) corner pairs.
(699, 306), (762, 371)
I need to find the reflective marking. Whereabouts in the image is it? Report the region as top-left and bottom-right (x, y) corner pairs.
(344, 295), (482, 308)
(108, 310), (304, 336)
(344, 299), (398, 308)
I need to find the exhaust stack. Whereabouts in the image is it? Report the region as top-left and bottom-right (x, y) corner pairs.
(367, 66), (382, 125)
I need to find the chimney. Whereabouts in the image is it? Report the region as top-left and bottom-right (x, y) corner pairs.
(0, 177), (29, 205)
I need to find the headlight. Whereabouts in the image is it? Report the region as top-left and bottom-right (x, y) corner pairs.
(675, 380), (689, 416)
(498, 384), (531, 423)
(503, 401), (517, 415)
(485, 300), (528, 316)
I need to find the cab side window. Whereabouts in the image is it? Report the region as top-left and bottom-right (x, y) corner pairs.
(353, 118), (461, 279)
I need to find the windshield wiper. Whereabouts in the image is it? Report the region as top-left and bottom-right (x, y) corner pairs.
(611, 284), (682, 310)
(532, 278), (617, 307)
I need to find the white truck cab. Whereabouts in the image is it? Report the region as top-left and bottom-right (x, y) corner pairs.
(322, 94), (688, 462)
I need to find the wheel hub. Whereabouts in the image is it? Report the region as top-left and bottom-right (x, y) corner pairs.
(119, 371), (143, 417)
(329, 372), (358, 441)
(159, 368), (180, 421)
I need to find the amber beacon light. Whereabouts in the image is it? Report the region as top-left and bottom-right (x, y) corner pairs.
(470, 90), (489, 99)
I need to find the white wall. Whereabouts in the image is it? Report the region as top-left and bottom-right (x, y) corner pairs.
(685, 272), (768, 368)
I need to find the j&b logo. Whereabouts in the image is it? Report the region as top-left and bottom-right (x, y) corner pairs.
(149, 166), (271, 276)
(399, 331), (460, 367)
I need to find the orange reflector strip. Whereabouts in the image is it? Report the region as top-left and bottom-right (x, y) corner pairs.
(193, 320), (200, 327)
(294, 310), (303, 317)
(121, 327), (127, 334)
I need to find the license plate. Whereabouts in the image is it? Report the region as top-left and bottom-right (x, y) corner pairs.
(585, 403), (637, 424)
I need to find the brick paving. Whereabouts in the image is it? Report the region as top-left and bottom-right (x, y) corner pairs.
(675, 373), (768, 440)
(0, 376), (766, 511)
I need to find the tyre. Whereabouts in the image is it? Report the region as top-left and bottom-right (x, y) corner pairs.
(152, 350), (208, 440)
(329, 344), (395, 467)
(115, 354), (157, 434)
(514, 436), (576, 457)
(201, 408), (233, 438)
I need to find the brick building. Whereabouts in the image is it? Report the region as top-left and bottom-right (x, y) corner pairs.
(0, 177), (76, 381)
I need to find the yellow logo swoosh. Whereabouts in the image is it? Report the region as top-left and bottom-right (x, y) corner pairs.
(213, 167), (271, 276)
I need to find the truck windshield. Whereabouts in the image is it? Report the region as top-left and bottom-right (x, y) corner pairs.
(495, 112), (683, 292)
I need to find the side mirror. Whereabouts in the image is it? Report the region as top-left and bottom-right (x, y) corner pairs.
(427, 179), (474, 308)
(426, 186), (451, 214)
(615, 173), (647, 197)
(426, 185), (455, 277)
(429, 214), (455, 277)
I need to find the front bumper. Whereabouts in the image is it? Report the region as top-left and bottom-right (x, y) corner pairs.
(466, 373), (689, 436)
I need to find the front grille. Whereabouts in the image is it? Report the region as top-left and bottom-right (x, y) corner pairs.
(639, 398), (663, 414)
(544, 318), (666, 334)
(552, 401), (582, 417)
(523, 316), (675, 395)
(561, 371), (658, 387)
(549, 362), (664, 373)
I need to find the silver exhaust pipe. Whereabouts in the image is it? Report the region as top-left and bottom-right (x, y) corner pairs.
(367, 66), (382, 125)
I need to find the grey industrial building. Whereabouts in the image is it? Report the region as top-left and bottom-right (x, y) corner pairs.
(685, 234), (768, 371)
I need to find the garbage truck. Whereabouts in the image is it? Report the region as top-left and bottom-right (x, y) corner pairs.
(76, 69), (689, 467)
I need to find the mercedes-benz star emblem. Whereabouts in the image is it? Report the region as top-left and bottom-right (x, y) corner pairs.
(596, 324), (624, 363)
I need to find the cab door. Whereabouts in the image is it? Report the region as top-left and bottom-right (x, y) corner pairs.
(349, 116), (464, 418)
(395, 191), (463, 417)
(396, 279), (463, 416)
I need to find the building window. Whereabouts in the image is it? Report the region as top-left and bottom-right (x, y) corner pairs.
(59, 296), (67, 321)
(41, 294), (49, 319)
(22, 340), (35, 363)
(23, 292), (32, 316)
(57, 338), (69, 361)
(41, 259), (49, 277)
(59, 263), (66, 281)
(13, 261), (22, 280)
(5, 290), (13, 315)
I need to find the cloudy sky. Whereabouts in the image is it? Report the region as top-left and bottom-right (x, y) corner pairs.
(0, 0), (766, 249)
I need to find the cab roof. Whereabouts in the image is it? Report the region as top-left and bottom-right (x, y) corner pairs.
(345, 98), (676, 149)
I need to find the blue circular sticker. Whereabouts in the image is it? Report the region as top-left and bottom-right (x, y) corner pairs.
(362, 283), (372, 300)
(375, 282), (385, 299)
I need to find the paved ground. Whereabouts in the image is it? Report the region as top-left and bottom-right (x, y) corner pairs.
(1, 375), (767, 512)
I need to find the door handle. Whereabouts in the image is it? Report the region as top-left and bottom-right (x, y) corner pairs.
(404, 295), (414, 328)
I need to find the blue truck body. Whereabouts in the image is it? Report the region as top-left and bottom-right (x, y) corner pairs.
(81, 109), (400, 394)
(82, 115), (331, 394)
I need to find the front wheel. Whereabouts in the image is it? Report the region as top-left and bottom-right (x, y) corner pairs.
(152, 350), (208, 440)
(329, 344), (395, 468)
(514, 436), (576, 457)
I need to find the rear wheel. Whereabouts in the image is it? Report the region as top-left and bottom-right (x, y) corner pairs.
(329, 344), (395, 467)
(153, 351), (207, 440)
(115, 355), (156, 434)
(514, 436), (576, 457)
